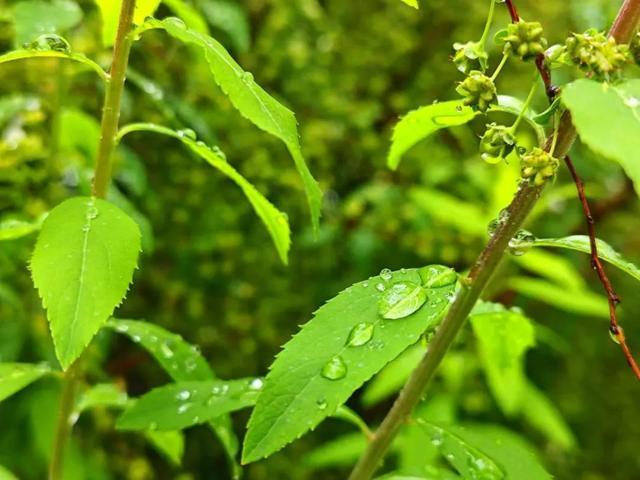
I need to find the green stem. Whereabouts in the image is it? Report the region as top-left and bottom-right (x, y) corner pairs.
(48, 2), (137, 479)
(478, 0), (496, 47)
(348, 1), (640, 478)
(510, 73), (538, 131)
(92, 0), (137, 198)
(489, 52), (509, 81)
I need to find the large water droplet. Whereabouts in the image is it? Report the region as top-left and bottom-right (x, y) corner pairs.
(419, 265), (457, 288)
(379, 281), (428, 319)
(177, 128), (197, 140)
(346, 322), (374, 347)
(507, 229), (535, 256)
(248, 378), (264, 390)
(379, 268), (393, 281)
(321, 355), (347, 380)
(29, 33), (71, 52)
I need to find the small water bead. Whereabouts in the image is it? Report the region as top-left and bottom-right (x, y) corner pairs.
(177, 403), (191, 414)
(362, 281), (369, 288)
(316, 397), (327, 410)
(211, 384), (229, 395)
(419, 265), (457, 288)
(609, 326), (623, 345)
(487, 208), (509, 237)
(28, 34), (71, 52)
(81, 224), (90, 233)
(176, 390), (191, 401)
(241, 71), (254, 84)
(86, 204), (99, 220)
(211, 145), (227, 160)
(115, 324), (129, 333)
(160, 342), (174, 359)
(184, 358), (197, 372)
(379, 281), (428, 320)
(375, 283), (386, 292)
(624, 96), (640, 108)
(321, 355), (347, 380)
(248, 378), (264, 390)
(177, 128), (197, 140)
(379, 268), (393, 281)
(346, 322), (374, 347)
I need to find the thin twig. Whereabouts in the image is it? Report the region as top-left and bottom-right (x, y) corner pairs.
(505, 0), (640, 380)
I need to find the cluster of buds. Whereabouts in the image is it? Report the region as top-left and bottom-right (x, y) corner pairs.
(501, 20), (547, 61)
(456, 71), (497, 112)
(521, 147), (559, 186)
(565, 29), (631, 79)
(452, 41), (488, 74)
(479, 123), (516, 164)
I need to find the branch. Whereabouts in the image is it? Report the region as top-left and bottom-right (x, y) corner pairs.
(347, 2), (640, 479)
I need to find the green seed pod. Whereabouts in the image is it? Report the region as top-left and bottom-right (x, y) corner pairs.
(452, 41), (488, 74)
(455, 71), (497, 112)
(520, 147), (559, 186)
(479, 123), (516, 164)
(502, 20), (547, 61)
(565, 29), (631, 80)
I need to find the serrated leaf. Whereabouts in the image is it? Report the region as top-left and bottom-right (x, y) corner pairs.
(94, 0), (161, 46)
(563, 79), (640, 195)
(117, 123), (290, 263)
(11, 0), (82, 46)
(144, 430), (185, 466)
(31, 197), (141, 369)
(139, 17), (322, 233)
(116, 378), (260, 431)
(470, 303), (535, 415)
(107, 318), (241, 473)
(242, 266), (456, 463)
(0, 362), (50, 402)
(388, 101), (477, 170)
(0, 48), (108, 80)
(531, 235), (640, 283)
(419, 422), (552, 480)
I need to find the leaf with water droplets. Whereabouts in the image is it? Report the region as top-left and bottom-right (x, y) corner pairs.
(0, 363), (50, 403)
(12, 0), (82, 46)
(0, 46), (107, 80)
(379, 281), (428, 320)
(107, 318), (241, 474)
(470, 302), (535, 416)
(563, 79), (640, 196)
(116, 379), (259, 431)
(419, 422), (552, 480)
(388, 101), (477, 170)
(31, 197), (141, 370)
(530, 235), (640, 284)
(137, 17), (322, 234)
(242, 266), (456, 463)
(116, 123), (290, 264)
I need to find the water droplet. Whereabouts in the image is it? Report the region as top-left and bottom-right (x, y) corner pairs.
(176, 390), (191, 401)
(316, 397), (327, 410)
(375, 283), (386, 292)
(160, 342), (174, 359)
(609, 326), (623, 344)
(346, 322), (374, 347)
(241, 71), (254, 84)
(487, 208), (509, 237)
(164, 17), (186, 29)
(211, 384), (229, 395)
(362, 281), (369, 288)
(211, 145), (227, 160)
(624, 96), (639, 108)
(177, 128), (197, 140)
(86, 204), (99, 220)
(184, 358), (197, 372)
(131, 335), (141, 343)
(81, 224), (90, 232)
(321, 355), (347, 380)
(115, 324), (129, 333)
(507, 229), (535, 256)
(29, 34), (71, 52)
(177, 403), (191, 414)
(379, 268), (393, 281)
(248, 378), (264, 390)
(378, 281), (428, 319)
(419, 265), (457, 288)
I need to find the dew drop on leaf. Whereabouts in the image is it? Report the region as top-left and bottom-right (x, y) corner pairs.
(248, 378), (264, 390)
(164, 16), (186, 29)
(321, 355), (347, 380)
(375, 283), (386, 292)
(419, 265), (458, 288)
(241, 71), (254, 84)
(176, 390), (191, 401)
(29, 33), (71, 52)
(177, 128), (197, 140)
(379, 268), (393, 281)
(346, 322), (374, 347)
(315, 397), (327, 410)
(160, 342), (174, 359)
(378, 281), (428, 319)
(177, 403), (191, 414)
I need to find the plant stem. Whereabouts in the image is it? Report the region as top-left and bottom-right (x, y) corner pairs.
(489, 53), (509, 81)
(478, 0), (496, 47)
(48, 2), (137, 479)
(348, 2), (640, 478)
(48, 360), (80, 480)
(510, 72), (538, 131)
(92, 0), (137, 198)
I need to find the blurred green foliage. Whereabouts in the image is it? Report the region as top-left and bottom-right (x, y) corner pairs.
(0, 0), (639, 478)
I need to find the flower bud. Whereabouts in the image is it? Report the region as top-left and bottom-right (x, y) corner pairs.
(565, 29), (631, 79)
(479, 123), (516, 163)
(455, 71), (497, 112)
(520, 147), (559, 186)
(502, 20), (547, 61)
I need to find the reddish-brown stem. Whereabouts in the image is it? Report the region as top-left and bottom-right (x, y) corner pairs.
(504, 0), (640, 380)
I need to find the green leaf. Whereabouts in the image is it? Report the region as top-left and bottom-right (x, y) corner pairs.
(31, 197), (141, 369)
(531, 235), (640, 283)
(75, 383), (129, 415)
(522, 382), (575, 450)
(242, 266), (457, 463)
(163, 0), (209, 34)
(512, 249), (585, 291)
(0, 214), (46, 241)
(12, 0), (82, 46)
(399, 0), (419, 8)
(0, 362), (50, 402)
(116, 378), (260, 431)
(0, 48), (108, 80)
(144, 430), (185, 466)
(94, 0), (161, 46)
(117, 123), (291, 263)
(419, 422), (551, 479)
(199, 0), (251, 53)
(507, 277), (609, 318)
(107, 318), (241, 473)
(470, 303), (535, 415)
(388, 101), (477, 170)
(0, 464), (18, 480)
(562, 79), (640, 194)
(139, 17), (322, 233)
